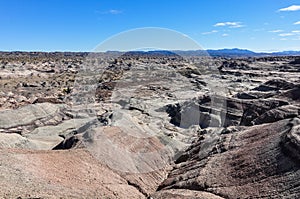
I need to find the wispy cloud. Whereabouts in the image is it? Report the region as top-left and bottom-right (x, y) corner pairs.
(279, 5), (300, 12)
(279, 33), (295, 37)
(108, 9), (122, 14)
(269, 30), (283, 33)
(278, 30), (300, 39)
(214, 22), (244, 28)
(97, 9), (123, 15)
(202, 30), (218, 35)
(222, 34), (229, 37)
(294, 21), (300, 25)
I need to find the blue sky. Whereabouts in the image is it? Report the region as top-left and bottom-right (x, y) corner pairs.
(1, 0), (300, 52)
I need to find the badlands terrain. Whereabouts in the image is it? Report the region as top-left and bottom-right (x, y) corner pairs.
(0, 51), (299, 198)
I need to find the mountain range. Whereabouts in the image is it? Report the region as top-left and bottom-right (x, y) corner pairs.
(176, 48), (300, 57)
(108, 48), (300, 57)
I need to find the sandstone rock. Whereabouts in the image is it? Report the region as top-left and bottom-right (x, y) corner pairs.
(280, 117), (300, 161)
(155, 119), (300, 198)
(253, 79), (294, 92)
(252, 105), (299, 125)
(0, 103), (63, 129)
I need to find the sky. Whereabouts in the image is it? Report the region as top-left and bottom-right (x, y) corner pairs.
(1, 0), (300, 52)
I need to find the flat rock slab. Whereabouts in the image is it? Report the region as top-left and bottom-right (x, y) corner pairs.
(26, 118), (94, 150)
(0, 103), (63, 129)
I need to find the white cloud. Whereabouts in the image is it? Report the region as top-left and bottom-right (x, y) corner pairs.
(269, 30), (283, 33)
(97, 9), (122, 14)
(214, 22), (243, 28)
(278, 30), (300, 39)
(108, 9), (122, 14)
(294, 21), (300, 25)
(279, 33), (295, 37)
(279, 5), (300, 12)
(202, 30), (218, 35)
(222, 34), (229, 37)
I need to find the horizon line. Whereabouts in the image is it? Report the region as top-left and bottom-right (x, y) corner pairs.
(1, 48), (300, 54)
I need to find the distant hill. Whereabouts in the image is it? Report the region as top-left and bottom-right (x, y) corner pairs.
(270, 51), (300, 56)
(176, 48), (300, 57)
(120, 49), (259, 57)
(207, 48), (257, 57)
(122, 50), (179, 57)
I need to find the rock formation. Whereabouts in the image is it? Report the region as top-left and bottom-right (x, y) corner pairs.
(0, 52), (299, 198)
